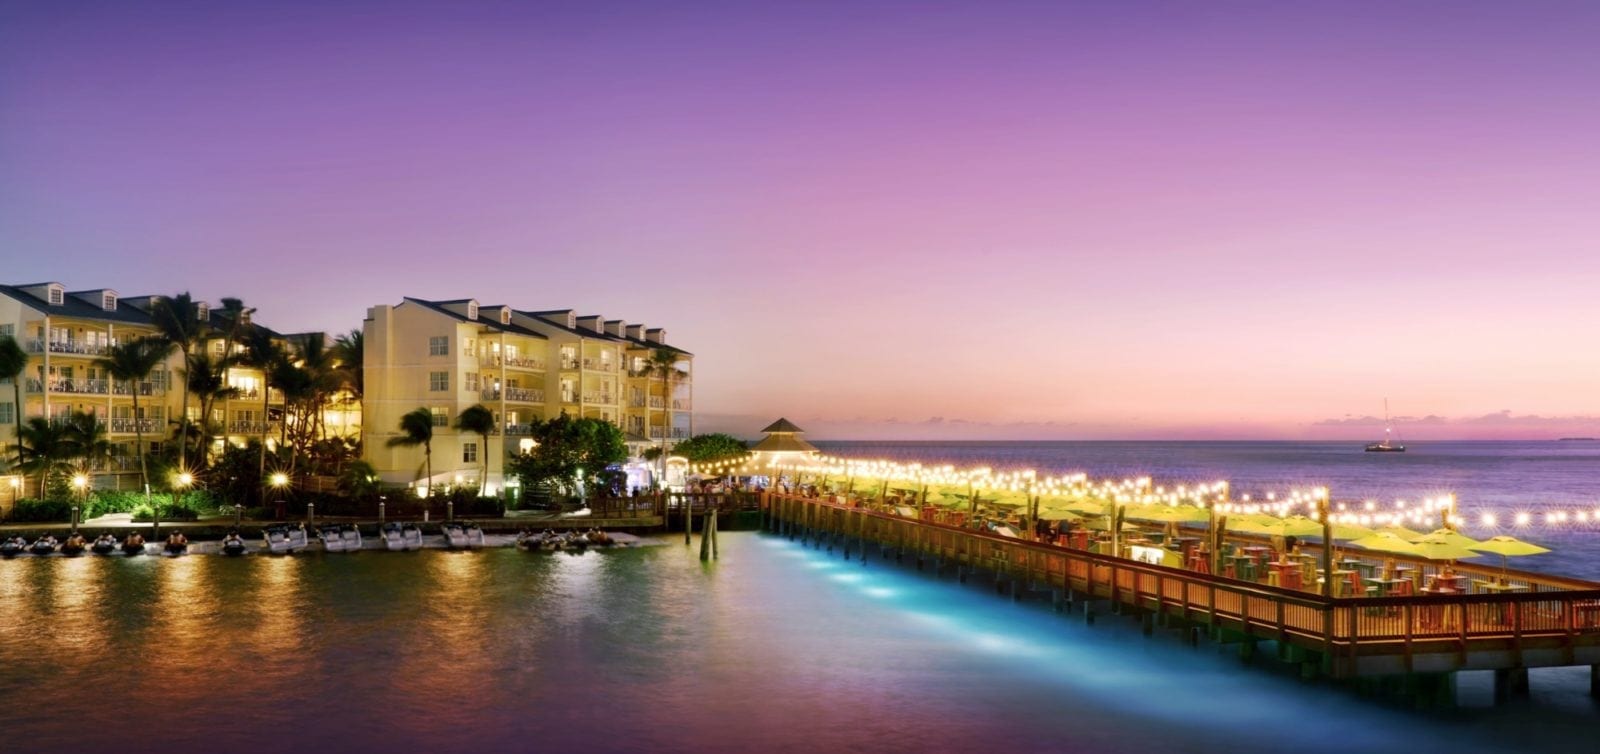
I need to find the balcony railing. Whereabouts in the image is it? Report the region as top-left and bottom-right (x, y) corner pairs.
(673, 399), (691, 410)
(628, 396), (645, 407)
(231, 387), (262, 399)
(581, 358), (616, 371)
(648, 427), (689, 439)
(481, 355), (547, 371)
(482, 387), (545, 402)
(26, 340), (111, 356)
(504, 423), (534, 435)
(647, 396), (665, 408)
(561, 393), (577, 404)
(582, 393), (615, 404)
(111, 381), (162, 396)
(109, 417), (160, 434)
(28, 378), (112, 395)
(227, 421), (277, 435)
(560, 357), (580, 370)
(48, 417), (106, 430)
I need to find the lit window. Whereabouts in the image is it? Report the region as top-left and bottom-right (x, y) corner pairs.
(430, 407), (448, 427)
(428, 336), (449, 356)
(463, 442), (478, 463)
(465, 373), (479, 391)
(429, 371), (449, 392)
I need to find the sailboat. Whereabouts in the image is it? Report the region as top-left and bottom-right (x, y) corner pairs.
(1365, 399), (1406, 453)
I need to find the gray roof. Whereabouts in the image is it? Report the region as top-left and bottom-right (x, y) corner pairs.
(0, 284), (155, 326)
(404, 298), (548, 339)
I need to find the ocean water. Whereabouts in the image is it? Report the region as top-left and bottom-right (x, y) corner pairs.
(0, 536), (1596, 754)
(814, 441), (1600, 581)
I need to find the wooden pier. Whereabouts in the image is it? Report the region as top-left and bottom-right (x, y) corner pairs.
(763, 492), (1600, 696)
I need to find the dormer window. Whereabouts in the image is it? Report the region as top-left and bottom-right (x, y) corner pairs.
(567, 313), (576, 328)
(240, 310), (251, 325)
(197, 302), (210, 321)
(47, 285), (63, 305)
(467, 302), (479, 320)
(102, 292), (117, 311)
(500, 309), (510, 325)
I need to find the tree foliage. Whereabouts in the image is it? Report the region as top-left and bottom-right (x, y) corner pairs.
(672, 433), (750, 464)
(505, 415), (627, 498)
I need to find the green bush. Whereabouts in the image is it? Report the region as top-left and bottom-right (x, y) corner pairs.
(8, 499), (73, 522)
(131, 504), (201, 522)
(86, 490), (149, 519)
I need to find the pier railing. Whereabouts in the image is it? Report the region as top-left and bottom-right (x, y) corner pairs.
(764, 492), (1600, 678)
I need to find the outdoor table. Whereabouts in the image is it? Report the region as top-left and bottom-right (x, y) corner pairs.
(1365, 577), (1409, 597)
(1170, 536), (1201, 556)
(1268, 560), (1303, 589)
(1435, 574), (1470, 592)
(1230, 554), (1259, 581)
(1474, 580), (1529, 623)
(1316, 569), (1358, 597)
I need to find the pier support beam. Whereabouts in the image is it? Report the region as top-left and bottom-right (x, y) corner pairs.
(1591, 665), (1599, 698)
(1494, 667), (1530, 703)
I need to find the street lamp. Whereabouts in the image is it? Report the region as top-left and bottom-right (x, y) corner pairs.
(71, 474), (87, 532)
(270, 472), (289, 520)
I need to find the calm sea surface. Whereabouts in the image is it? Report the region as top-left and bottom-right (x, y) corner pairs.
(815, 441), (1600, 581)
(2, 441), (1598, 753)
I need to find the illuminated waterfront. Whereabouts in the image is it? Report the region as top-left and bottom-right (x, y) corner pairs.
(1, 534), (1596, 753)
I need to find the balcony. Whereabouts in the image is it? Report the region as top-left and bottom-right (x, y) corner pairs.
(231, 387), (262, 399)
(672, 399), (692, 410)
(581, 358), (616, 372)
(480, 354), (547, 371)
(628, 396), (645, 408)
(111, 381), (162, 397)
(647, 396), (665, 409)
(227, 421), (277, 435)
(504, 423), (534, 435)
(29, 378), (112, 395)
(482, 387), (545, 402)
(561, 393), (577, 404)
(648, 427), (689, 440)
(109, 417), (160, 434)
(559, 357), (580, 370)
(26, 339), (111, 357)
(582, 393), (615, 405)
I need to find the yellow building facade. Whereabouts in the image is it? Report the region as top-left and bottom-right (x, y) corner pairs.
(362, 298), (692, 493)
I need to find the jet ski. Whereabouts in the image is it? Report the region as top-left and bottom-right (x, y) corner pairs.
(263, 523), (309, 554)
(441, 522), (484, 550)
(220, 532), (248, 556)
(59, 533), (88, 556)
(319, 524), (363, 553)
(163, 533), (189, 556)
(90, 534), (118, 555)
(381, 522), (423, 551)
(0, 536), (27, 557)
(29, 535), (59, 555)
(121, 533), (147, 556)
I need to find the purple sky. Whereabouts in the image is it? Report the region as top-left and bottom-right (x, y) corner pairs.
(5, 1), (1600, 439)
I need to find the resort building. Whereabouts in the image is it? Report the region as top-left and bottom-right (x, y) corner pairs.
(0, 281), (348, 504)
(361, 297), (693, 494)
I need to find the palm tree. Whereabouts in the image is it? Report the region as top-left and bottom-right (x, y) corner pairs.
(96, 336), (174, 496)
(150, 292), (208, 470)
(241, 327), (285, 498)
(640, 348), (686, 484)
(388, 407), (435, 498)
(454, 403), (495, 492)
(9, 417), (69, 498)
(0, 334), (25, 462)
(333, 329), (364, 400)
(61, 411), (111, 478)
(186, 350), (242, 464)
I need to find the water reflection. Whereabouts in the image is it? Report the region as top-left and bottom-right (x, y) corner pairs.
(46, 555), (107, 665)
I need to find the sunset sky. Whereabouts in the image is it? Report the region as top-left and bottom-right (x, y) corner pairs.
(4, 1), (1599, 440)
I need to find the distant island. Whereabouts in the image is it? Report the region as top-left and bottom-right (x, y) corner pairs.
(1557, 437), (1598, 441)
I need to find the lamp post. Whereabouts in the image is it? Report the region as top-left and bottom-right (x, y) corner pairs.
(71, 473), (87, 532)
(164, 472), (193, 537)
(270, 472), (288, 521)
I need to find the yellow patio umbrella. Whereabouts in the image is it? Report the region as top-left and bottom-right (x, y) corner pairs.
(1035, 508), (1084, 522)
(1467, 535), (1551, 577)
(1061, 498), (1112, 515)
(1406, 534), (1484, 562)
(1421, 528), (1483, 548)
(1325, 522), (1376, 541)
(1375, 522), (1427, 542)
(1124, 506), (1209, 524)
(1347, 531), (1421, 555)
(1235, 515), (1324, 538)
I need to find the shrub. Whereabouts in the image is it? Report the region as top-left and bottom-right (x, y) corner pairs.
(131, 504), (201, 522)
(86, 490), (149, 519)
(8, 499), (73, 522)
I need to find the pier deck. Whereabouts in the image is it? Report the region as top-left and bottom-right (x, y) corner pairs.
(765, 493), (1600, 681)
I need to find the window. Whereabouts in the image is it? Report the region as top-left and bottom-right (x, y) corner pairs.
(0, 324), (11, 338)
(463, 442), (478, 463)
(196, 302), (209, 321)
(0, 403), (11, 424)
(465, 373), (479, 391)
(500, 309), (510, 325)
(430, 407), (448, 427)
(466, 302), (479, 320)
(47, 285), (63, 305)
(429, 371), (449, 391)
(463, 338), (476, 357)
(102, 292), (117, 311)
(428, 336), (449, 356)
